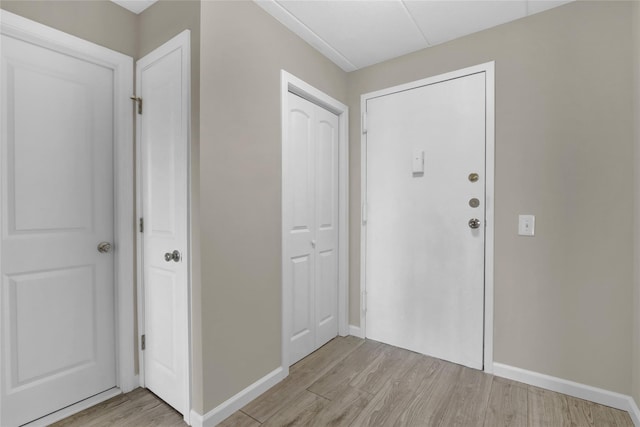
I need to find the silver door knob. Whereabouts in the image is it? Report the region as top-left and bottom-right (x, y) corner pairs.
(468, 218), (481, 229)
(97, 242), (112, 253)
(164, 250), (181, 262)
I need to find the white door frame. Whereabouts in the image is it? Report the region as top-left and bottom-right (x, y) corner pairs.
(0, 10), (136, 425)
(281, 71), (349, 372)
(360, 62), (495, 373)
(135, 30), (192, 424)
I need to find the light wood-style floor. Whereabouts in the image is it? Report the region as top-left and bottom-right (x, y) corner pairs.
(54, 336), (633, 427)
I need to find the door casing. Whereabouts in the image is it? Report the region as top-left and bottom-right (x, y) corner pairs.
(0, 10), (136, 425)
(281, 70), (349, 373)
(135, 30), (192, 425)
(359, 62), (496, 373)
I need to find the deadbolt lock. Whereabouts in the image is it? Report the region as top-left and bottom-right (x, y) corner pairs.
(469, 198), (480, 208)
(468, 173), (479, 183)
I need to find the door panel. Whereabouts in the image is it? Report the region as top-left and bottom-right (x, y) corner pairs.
(314, 108), (339, 348)
(291, 255), (312, 345)
(365, 73), (485, 369)
(1, 34), (116, 426)
(286, 93), (339, 365)
(138, 33), (189, 416)
(287, 96), (316, 364)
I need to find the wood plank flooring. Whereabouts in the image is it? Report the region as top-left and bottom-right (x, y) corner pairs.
(54, 336), (634, 427)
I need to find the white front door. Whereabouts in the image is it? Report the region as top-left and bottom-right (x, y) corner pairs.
(137, 31), (190, 417)
(285, 93), (340, 365)
(365, 72), (486, 369)
(0, 31), (117, 426)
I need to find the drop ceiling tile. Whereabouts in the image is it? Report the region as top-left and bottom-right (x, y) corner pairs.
(278, 0), (428, 69)
(527, 0), (572, 15)
(403, 1), (527, 46)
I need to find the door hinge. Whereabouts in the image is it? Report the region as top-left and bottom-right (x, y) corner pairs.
(362, 290), (367, 314)
(362, 111), (367, 134)
(141, 334), (146, 351)
(130, 96), (142, 114)
(139, 217), (144, 233)
(362, 201), (368, 225)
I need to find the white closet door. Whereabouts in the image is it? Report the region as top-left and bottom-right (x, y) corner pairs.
(137, 31), (190, 416)
(1, 33), (116, 426)
(285, 93), (339, 365)
(313, 106), (340, 347)
(365, 73), (486, 369)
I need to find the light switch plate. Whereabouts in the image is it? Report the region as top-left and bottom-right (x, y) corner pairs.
(518, 215), (535, 236)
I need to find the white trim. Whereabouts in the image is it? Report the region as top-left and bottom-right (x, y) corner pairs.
(190, 367), (285, 427)
(349, 325), (364, 339)
(494, 363), (640, 425)
(254, 1), (357, 72)
(630, 398), (640, 426)
(0, 10), (135, 425)
(135, 30), (192, 425)
(21, 388), (123, 427)
(280, 71), (349, 370)
(484, 63), (496, 374)
(359, 62), (496, 373)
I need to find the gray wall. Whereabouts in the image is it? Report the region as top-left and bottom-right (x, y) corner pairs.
(633, 0), (640, 408)
(137, 0), (202, 412)
(199, 0), (348, 411)
(0, 0), (137, 58)
(348, 1), (633, 395)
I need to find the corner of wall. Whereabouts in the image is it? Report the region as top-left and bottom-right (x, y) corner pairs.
(632, 0), (640, 410)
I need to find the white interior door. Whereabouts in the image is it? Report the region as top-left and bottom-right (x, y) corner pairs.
(0, 33), (116, 426)
(365, 72), (486, 369)
(137, 31), (190, 417)
(285, 92), (339, 365)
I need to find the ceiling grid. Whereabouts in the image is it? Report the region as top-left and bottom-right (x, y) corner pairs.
(254, 0), (573, 71)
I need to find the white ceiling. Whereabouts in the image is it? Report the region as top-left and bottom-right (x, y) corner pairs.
(110, 0), (157, 14)
(255, 0), (573, 72)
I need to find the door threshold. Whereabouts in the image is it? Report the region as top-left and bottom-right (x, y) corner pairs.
(21, 388), (122, 427)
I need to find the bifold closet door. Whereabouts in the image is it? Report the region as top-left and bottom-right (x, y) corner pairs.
(285, 93), (339, 365)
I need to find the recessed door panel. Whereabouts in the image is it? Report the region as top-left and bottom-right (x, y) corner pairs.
(290, 109), (313, 232)
(9, 66), (95, 233)
(147, 73), (180, 236)
(316, 120), (336, 230)
(8, 266), (96, 387)
(316, 249), (337, 345)
(146, 268), (176, 372)
(291, 255), (312, 338)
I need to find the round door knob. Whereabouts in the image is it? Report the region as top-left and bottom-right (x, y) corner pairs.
(468, 218), (481, 229)
(164, 250), (181, 262)
(97, 242), (112, 253)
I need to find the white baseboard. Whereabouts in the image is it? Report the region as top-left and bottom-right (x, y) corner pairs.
(493, 363), (639, 426)
(349, 324), (364, 338)
(628, 396), (640, 426)
(190, 367), (285, 427)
